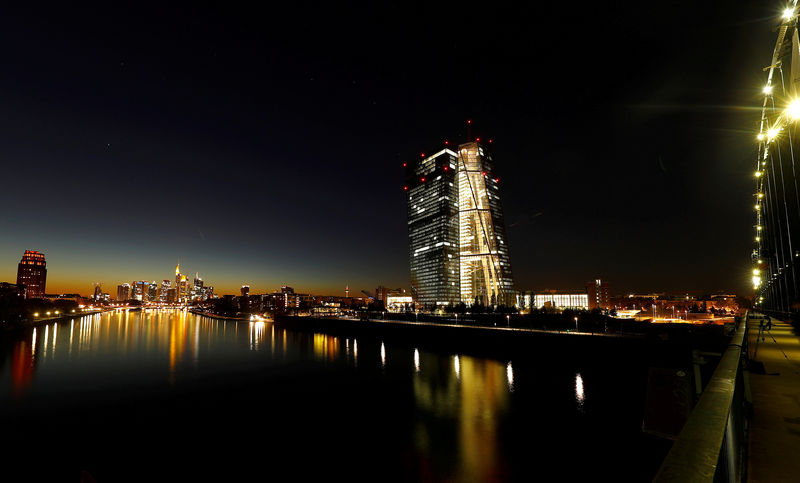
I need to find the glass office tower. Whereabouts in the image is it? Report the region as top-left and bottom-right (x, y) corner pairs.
(406, 148), (461, 307)
(16, 250), (47, 298)
(457, 142), (514, 306)
(406, 142), (515, 308)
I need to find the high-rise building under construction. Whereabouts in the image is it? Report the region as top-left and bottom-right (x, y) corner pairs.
(405, 141), (514, 307)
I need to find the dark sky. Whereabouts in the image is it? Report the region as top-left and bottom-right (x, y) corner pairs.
(0, 1), (775, 295)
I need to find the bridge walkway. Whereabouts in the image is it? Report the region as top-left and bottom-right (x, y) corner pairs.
(747, 314), (800, 482)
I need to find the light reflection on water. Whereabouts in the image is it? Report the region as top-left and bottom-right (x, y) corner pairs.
(576, 372), (586, 410)
(0, 310), (607, 480)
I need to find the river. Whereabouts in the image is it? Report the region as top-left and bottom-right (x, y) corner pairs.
(1, 309), (670, 481)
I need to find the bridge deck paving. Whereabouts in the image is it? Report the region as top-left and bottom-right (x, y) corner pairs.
(747, 314), (800, 483)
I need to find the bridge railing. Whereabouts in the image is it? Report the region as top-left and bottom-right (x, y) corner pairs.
(653, 315), (750, 482)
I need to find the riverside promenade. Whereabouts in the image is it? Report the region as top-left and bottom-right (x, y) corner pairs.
(747, 314), (800, 482)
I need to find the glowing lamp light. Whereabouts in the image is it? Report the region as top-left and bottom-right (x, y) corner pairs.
(755, 171), (762, 177)
(753, 268), (760, 276)
(788, 99), (800, 120)
(757, 133), (765, 141)
(33, 313), (39, 317)
(756, 204), (761, 210)
(784, 7), (794, 20)
(764, 84), (773, 95)
(758, 193), (764, 198)
(756, 236), (761, 241)
(753, 275), (761, 287)
(757, 225), (763, 231)
(767, 127), (780, 141)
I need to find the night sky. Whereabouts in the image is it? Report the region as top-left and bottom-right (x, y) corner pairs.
(0, 2), (777, 296)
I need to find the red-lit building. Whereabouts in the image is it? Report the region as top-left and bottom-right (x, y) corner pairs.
(586, 279), (610, 310)
(16, 250), (47, 299)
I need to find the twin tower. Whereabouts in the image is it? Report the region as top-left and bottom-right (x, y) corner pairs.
(406, 141), (514, 308)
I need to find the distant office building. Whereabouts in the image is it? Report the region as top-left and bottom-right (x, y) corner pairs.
(375, 285), (389, 306)
(174, 263), (189, 303)
(532, 293), (589, 310)
(117, 283), (131, 301)
(132, 281), (149, 301)
(405, 141), (514, 307)
(167, 288), (177, 304)
(274, 285), (298, 310)
(193, 273), (204, 300)
(586, 279), (610, 310)
(93, 285), (102, 300)
(159, 280), (171, 302)
(0, 282), (25, 298)
(16, 250), (47, 298)
(386, 295), (414, 312)
(241, 285), (250, 297)
(148, 282), (158, 301)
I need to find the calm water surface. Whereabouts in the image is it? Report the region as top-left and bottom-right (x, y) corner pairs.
(1, 310), (669, 481)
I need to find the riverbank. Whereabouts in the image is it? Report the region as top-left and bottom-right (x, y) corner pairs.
(1, 308), (114, 332)
(274, 315), (731, 364)
(188, 309), (256, 321)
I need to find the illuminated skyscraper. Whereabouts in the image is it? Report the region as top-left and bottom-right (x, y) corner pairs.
(405, 148), (460, 307)
(117, 283), (130, 301)
(16, 250), (47, 298)
(405, 141), (515, 307)
(456, 141), (514, 306)
(193, 273), (204, 300)
(159, 280), (171, 302)
(175, 263), (181, 296)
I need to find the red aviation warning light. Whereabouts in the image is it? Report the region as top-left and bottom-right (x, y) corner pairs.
(443, 165), (448, 171)
(488, 139), (493, 144)
(482, 171), (487, 177)
(420, 177), (426, 182)
(403, 186), (408, 191)
(476, 137), (480, 142)
(444, 140), (449, 145)
(402, 162), (407, 167)
(420, 153), (425, 158)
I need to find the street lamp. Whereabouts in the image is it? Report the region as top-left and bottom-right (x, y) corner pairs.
(574, 316), (578, 332)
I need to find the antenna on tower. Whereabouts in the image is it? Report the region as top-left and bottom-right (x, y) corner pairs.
(467, 119), (472, 140)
